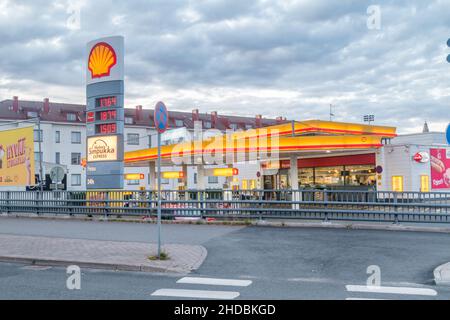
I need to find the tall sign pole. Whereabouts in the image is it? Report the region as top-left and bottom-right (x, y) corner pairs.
(85, 36), (125, 190)
(154, 102), (169, 258)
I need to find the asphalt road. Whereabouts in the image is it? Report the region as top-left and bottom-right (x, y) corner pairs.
(1, 217), (450, 299)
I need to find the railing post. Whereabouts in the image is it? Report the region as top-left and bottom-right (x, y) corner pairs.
(104, 191), (110, 220)
(393, 192), (399, 224)
(6, 191), (10, 214)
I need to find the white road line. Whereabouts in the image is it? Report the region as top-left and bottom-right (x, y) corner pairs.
(346, 298), (388, 301)
(346, 285), (437, 296)
(177, 277), (252, 287)
(151, 289), (240, 300)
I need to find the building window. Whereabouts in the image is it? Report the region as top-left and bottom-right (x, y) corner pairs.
(420, 175), (430, 192)
(55, 152), (60, 164)
(127, 179), (140, 186)
(71, 153), (81, 165)
(34, 152), (42, 162)
(71, 131), (81, 144)
(125, 117), (134, 124)
(27, 111), (38, 118)
(67, 113), (77, 121)
(392, 176), (404, 192)
(127, 133), (140, 145)
(34, 130), (43, 142)
(55, 131), (60, 143)
(208, 176), (219, 184)
(194, 173), (198, 184)
(204, 121), (212, 129)
(175, 119), (184, 127)
(71, 174), (81, 186)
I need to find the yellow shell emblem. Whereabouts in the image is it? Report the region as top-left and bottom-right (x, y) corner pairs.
(88, 42), (117, 79)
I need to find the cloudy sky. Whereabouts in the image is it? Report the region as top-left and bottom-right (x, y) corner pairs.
(0, 0), (449, 133)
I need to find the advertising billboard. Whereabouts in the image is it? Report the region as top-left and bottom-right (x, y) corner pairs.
(430, 148), (450, 189)
(0, 127), (35, 187)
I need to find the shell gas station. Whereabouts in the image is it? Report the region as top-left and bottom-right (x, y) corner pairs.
(124, 120), (397, 193)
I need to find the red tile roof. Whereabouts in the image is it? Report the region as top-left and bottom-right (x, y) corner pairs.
(0, 98), (286, 130)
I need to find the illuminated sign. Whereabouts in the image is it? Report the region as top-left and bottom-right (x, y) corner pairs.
(88, 42), (117, 79)
(87, 136), (118, 162)
(210, 168), (239, 177)
(413, 152), (430, 163)
(86, 36), (124, 190)
(96, 123), (117, 134)
(96, 96), (118, 108)
(97, 110), (117, 121)
(162, 171), (185, 179)
(124, 173), (145, 180)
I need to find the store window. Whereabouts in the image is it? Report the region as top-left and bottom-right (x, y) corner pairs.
(346, 165), (376, 186)
(392, 176), (404, 192)
(299, 168), (314, 186)
(420, 175), (430, 192)
(127, 179), (140, 186)
(315, 166), (343, 186)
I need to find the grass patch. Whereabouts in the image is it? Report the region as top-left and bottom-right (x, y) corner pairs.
(148, 251), (170, 261)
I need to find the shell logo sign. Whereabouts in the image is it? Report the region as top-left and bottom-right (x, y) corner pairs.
(88, 42), (117, 79)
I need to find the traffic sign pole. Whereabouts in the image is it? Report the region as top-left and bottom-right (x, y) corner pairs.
(157, 131), (162, 258)
(154, 101), (169, 259)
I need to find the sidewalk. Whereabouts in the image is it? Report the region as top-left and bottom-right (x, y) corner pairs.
(0, 234), (207, 274)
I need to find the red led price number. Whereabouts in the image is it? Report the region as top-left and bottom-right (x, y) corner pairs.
(97, 110), (117, 121)
(96, 123), (117, 134)
(96, 96), (118, 108)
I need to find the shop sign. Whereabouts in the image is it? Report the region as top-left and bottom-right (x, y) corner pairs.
(87, 136), (118, 162)
(413, 152), (430, 163)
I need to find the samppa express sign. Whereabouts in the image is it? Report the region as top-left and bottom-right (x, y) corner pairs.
(0, 127), (35, 187)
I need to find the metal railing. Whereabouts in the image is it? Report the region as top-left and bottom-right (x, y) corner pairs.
(1, 189), (450, 224)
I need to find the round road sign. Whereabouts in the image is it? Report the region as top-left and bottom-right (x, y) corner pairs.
(154, 101), (169, 134)
(50, 166), (65, 183)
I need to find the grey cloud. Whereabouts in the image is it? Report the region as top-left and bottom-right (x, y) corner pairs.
(0, 0), (449, 133)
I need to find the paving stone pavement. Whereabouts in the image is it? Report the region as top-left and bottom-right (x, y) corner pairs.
(0, 234), (207, 273)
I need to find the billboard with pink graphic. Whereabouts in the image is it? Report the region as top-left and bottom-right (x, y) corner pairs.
(430, 148), (450, 189)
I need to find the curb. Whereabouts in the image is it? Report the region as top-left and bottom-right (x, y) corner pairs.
(253, 221), (450, 234)
(3, 214), (450, 234)
(0, 256), (181, 274)
(434, 262), (450, 286)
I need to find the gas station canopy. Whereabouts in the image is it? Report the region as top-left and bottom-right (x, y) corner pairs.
(124, 120), (397, 167)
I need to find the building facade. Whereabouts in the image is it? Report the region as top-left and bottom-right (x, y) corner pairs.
(0, 97), (281, 191)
